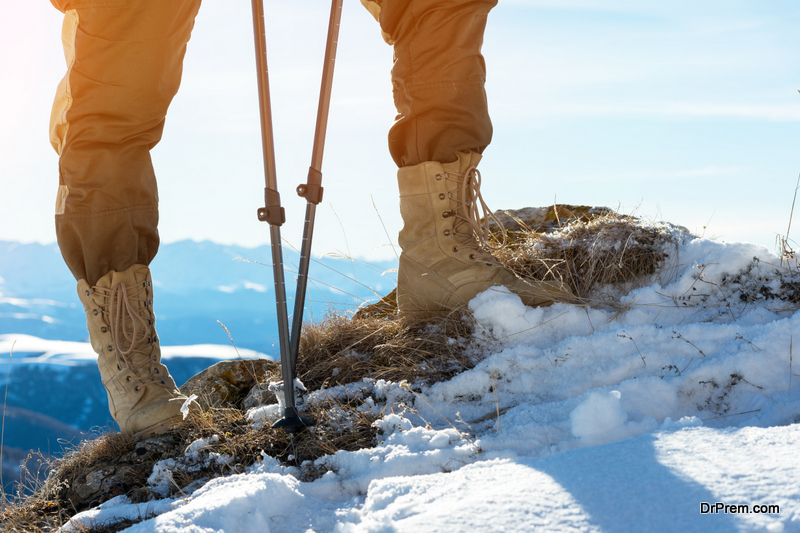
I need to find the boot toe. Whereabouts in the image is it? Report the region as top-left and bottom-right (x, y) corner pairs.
(126, 396), (194, 439)
(398, 252), (575, 316)
(505, 277), (575, 308)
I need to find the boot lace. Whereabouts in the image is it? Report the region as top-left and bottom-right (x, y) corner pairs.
(93, 281), (165, 391)
(444, 166), (507, 256)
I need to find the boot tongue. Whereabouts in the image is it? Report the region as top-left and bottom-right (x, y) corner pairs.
(452, 166), (506, 258)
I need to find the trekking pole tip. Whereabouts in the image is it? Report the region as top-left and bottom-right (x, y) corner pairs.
(271, 407), (314, 433)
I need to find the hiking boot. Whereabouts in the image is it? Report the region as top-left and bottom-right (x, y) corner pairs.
(78, 264), (195, 439)
(396, 151), (573, 317)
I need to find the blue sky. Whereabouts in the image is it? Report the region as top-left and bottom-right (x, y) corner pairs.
(2, 0), (799, 261)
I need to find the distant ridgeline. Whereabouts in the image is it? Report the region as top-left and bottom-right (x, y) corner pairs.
(0, 240), (397, 351)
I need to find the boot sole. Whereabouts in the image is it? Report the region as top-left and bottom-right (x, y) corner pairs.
(132, 414), (186, 441)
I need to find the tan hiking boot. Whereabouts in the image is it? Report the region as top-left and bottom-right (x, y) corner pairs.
(396, 151), (573, 317)
(78, 264), (195, 439)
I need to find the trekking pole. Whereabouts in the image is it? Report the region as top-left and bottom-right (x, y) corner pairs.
(290, 0), (344, 369)
(274, 0), (344, 430)
(250, 0), (309, 430)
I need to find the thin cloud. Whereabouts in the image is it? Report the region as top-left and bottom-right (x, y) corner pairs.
(573, 166), (744, 184)
(503, 101), (800, 122)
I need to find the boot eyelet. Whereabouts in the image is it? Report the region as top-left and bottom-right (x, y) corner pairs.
(126, 376), (131, 382)
(154, 368), (160, 374)
(443, 230), (451, 236)
(134, 386), (141, 392)
(147, 281), (152, 287)
(92, 309), (99, 316)
(438, 193), (445, 200)
(100, 327), (108, 333)
(452, 246), (459, 253)
(107, 345), (114, 352)
(435, 174), (443, 180)
(486, 262), (493, 267)
(469, 254), (476, 260)
(160, 379), (166, 385)
(85, 289), (91, 296)
(117, 363), (122, 370)
(147, 299), (153, 306)
(442, 211), (451, 219)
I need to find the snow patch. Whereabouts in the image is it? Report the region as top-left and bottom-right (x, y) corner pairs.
(570, 389), (659, 446)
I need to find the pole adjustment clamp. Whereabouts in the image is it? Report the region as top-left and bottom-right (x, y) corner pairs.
(296, 167), (324, 205)
(257, 187), (285, 226)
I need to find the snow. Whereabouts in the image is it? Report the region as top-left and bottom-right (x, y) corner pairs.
(33, 238), (800, 531)
(0, 334), (271, 366)
(216, 281), (268, 294)
(181, 395), (199, 420)
(568, 389), (656, 446)
(62, 424), (800, 532)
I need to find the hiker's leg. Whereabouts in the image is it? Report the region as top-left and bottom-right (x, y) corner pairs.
(360, 0), (496, 167)
(362, 0), (573, 316)
(50, 0), (202, 437)
(50, 0), (201, 285)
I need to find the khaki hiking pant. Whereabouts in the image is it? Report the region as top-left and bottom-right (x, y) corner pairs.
(50, 0), (496, 285)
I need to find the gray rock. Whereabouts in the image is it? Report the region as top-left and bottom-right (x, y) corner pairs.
(180, 359), (277, 409)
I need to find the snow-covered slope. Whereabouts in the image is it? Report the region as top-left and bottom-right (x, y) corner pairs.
(57, 237), (800, 532)
(64, 425), (798, 532)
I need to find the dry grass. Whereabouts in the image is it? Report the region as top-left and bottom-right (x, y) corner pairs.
(2, 430), (135, 532)
(296, 312), (476, 391)
(1, 398), (377, 532)
(490, 206), (690, 303)
(777, 174), (800, 270)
